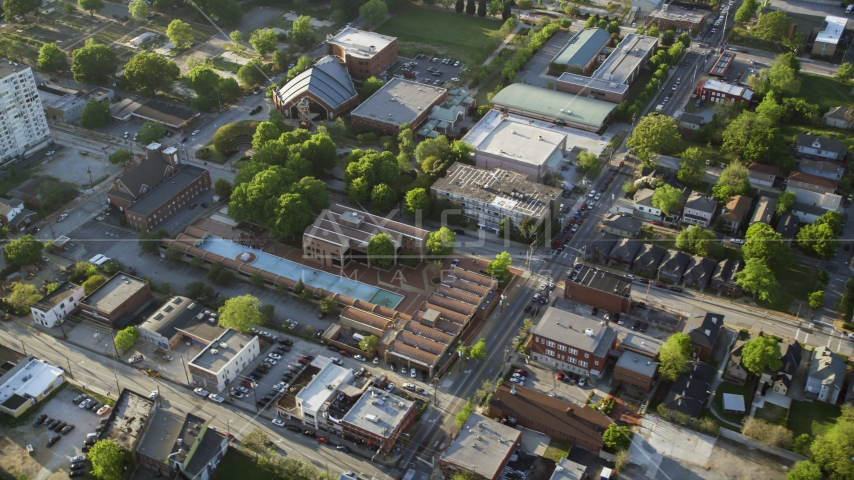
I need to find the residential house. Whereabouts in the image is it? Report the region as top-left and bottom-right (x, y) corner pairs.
(682, 256), (716, 289)
(658, 250), (691, 283)
(711, 259), (743, 295)
(775, 213), (800, 242)
(787, 171), (842, 212)
(823, 106), (853, 129)
(795, 134), (848, 161)
(678, 113), (704, 130)
(805, 346), (846, 403)
(682, 192), (718, 228)
(607, 238), (642, 268)
(720, 195), (752, 234)
(587, 231), (621, 263)
(439, 413), (522, 480)
(0, 197), (37, 234)
(682, 312), (724, 361)
(613, 352), (658, 392)
(489, 383), (611, 452)
(30, 283), (84, 328)
(791, 202), (828, 224)
(633, 188), (662, 220)
(800, 159), (846, 181)
(663, 362), (716, 418)
(600, 214), (643, 238)
(136, 410), (228, 480)
(759, 340), (802, 396)
(723, 338), (750, 386)
(747, 163), (779, 190)
(632, 244), (667, 276)
(749, 196), (776, 226)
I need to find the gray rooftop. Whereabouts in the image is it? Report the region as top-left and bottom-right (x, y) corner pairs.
(569, 265), (632, 297)
(328, 27), (396, 60)
(809, 346), (845, 387)
(648, 6), (708, 23)
(792, 202), (827, 217)
(615, 351), (658, 377)
(776, 213), (800, 238)
(635, 188), (655, 207)
(440, 413), (521, 479)
(799, 159), (846, 176)
(81, 272), (148, 313)
(127, 164), (208, 216)
(351, 77), (445, 126)
(101, 389), (154, 451)
(551, 28), (611, 68)
(534, 300), (618, 358)
(560, 34), (657, 92)
(463, 114), (566, 167)
(550, 458), (588, 480)
(136, 409), (184, 462)
(685, 191), (718, 214)
(683, 311), (724, 348)
(679, 113), (705, 126)
(341, 387), (415, 439)
(797, 134), (848, 156)
(490, 83), (617, 130)
(276, 56), (357, 109)
(189, 329), (256, 373)
(138, 296), (213, 337)
(432, 163), (561, 219)
(34, 282), (80, 310)
(750, 196), (776, 225)
(0, 60), (33, 80)
(601, 214), (643, 233)
(619, 332), (663, 356)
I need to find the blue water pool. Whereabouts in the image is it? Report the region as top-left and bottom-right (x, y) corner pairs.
(198, 236), (404, 308)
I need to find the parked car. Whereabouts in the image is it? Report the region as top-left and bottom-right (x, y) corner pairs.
(272, 419), (285, 427)
(46, 435), (61, 447)
(193, 388), (209, 397)
(128, 354), (143, 364)
(61, 424), (76, 434)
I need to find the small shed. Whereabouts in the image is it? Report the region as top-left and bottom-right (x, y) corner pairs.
(722, 393), (745, 414)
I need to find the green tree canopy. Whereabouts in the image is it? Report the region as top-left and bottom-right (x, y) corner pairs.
(8, 283), (42, 315)
(82, 275), (107, 295)
(89, 440), (124, 480)
(4, 0), (41, 17)
(319, 296), (338, 314)
(768, 58), (801, 96)
(797, 223), (838, 258)
(809, 405), (854, 480)
(249, 29), (278, 55)
(743, 222), (792, 276)
(214, 178), (233, 199)
(72, 40), (118, 85)
(469, 338), (487, 361)
(345, 149), (400, 193)
(137, 121), (166, 144)
(675, 226), (717, 257)
(755, 96), (785, 123)
(252, 121), (281, 149)
(652, 184), (683, 215)
(289, 15), (314, 48)
(711, 162), (751, 203)
(753, 10), (792, 41)
(124, 52), (179, 95)
(367, 233), (395, 267)
(677, 147), (704, 185)
(360, 0), (388, 25)
(776, 191), (796, 215)
(129, 0), (148, 21)
(272, 193), (314, 238)
(786, 461), (822, 480)
(114, 326), (139, 351)
(734, 0), (755, 22)
(38, 43), (68, 72)
(229, 30), (244, 46)
(78, 0), (105, 16)
(659, 333), (692, 381)
(741, 335), (783, 375)
(735, 257), (779, 301)
(237, 60), (267, 87)
(808, 290), (825, 309)
(404, 188), (429, 218)
(166, 19), (194, 49)
(815, 210), (842, 235)
(455, 397), (475, 427)
(108, 149), (134, 165)
(426, 227), (456, 257)
(359, 334), (379, 353)
(626, 114), (682, 163)
(185, 281), (215, 301)
(721, 112), (781, 164)
(371, 183), (398, 211)
(218, 294), (264, 333)
(486, 251), (512, 281)
(360, 76), (385, 101)
(80, 99), (110, 129)
(3, 235), (43, 267)
(602, 424), (633, 451)
(836, 62), (854, 82)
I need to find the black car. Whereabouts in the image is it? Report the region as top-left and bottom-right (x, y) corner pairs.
(638, 278), (649, 284)
(82, 445), (91, 453)
(247, 374), (261, 381)
(390, 362), (397, 372)
(45, 419), (59, 429)
(590, 307), (599, 315)
(286, 425), (302, 433)
(46, 435), (61, 447)
(639, 322), (648, 332)
(280, 338), (293, 346)
(669, 286), (683, 293)
(634, 302), (647, 309)
(84, 438), (96, 447)
(336, 445), (351, 453)
(181, 137), (189, 143)
(302, 429), (316, 437)
(61, 424), (75, 434)
(201, 202), (210, 208)
(33, 413), (47, 426)
(632, 321), (641, 331)
(70, 471), (86, 478)
(88, 401), (101, 411)
(452, 229), (465, 235)
(28, 227), (40, 235)
(188, 203), (198, 210)
(70, 463), (86, 471)
(421, 371), (427, 382)
(304, 355), (314, 361)
(326, 345), (338, 352)
(254, 368), (269, 375)
(53, 422), (67, 432)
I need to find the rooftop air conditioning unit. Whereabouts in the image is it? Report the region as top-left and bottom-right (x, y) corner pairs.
(210, 349), (219, 355)
(219, 343), (228, 348)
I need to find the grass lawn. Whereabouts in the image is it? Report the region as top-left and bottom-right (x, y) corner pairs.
(212, 57), (242, 74)
(712, 381), (755, 427)
(681, 139), (736, 167)
(376, 6), (502, 63)
(754, 403), (789, 426)
(788, 400), (841, 438)
(0, 168), (32, 197)
(624, 67), (654, 109)
(211, 448), (268, 480)
(756, 261), (818, 314)
(542, 438), (572, 462)
(799, 73), (854, 111)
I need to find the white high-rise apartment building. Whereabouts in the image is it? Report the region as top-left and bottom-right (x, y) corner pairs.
(0, 62), (49, 161)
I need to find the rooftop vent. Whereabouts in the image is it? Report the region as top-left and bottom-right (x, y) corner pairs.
(210, 349), (219, 355)
(219, 343), (228, 348)
(584, 328), (594, 337)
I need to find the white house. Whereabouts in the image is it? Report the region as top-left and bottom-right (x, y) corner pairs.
(805, 346), (845, 404)
(633, 188), (661, 219)
(796, 134), (848, 161)
(747, 163), (779, 189)
(682, 191), (717, 228)
(824, 106), (853, 130)
(30, 283), (84, 328)
(0, 197), (24, 225)
(787, 171), (842, 212)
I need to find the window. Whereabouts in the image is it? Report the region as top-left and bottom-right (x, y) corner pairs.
(568, 348), (578, 355)
(579, 361), (588, 368)
(545, 349), (555, 356)
(546, 340), (555, 348)
(568, 357), (577, 364)
(557, 345), (567, 351)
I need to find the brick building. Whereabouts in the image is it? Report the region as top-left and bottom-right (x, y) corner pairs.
(646, 5), (708, 32)
(681, 312), (724, 361)
(490, 383), (611, 452)
(341, 387), (417, 454)
(564, 265), (632, 313)
(697, 79), (754, 104)
(613, 352), (658, 392)
(272, 56), (359, 121)
(326, 28), (398, 80)
(136, 409), (228, 480)
(439, 413), (522, 480)
(78, 273), (152, 326)
(349, 78), (447, 135)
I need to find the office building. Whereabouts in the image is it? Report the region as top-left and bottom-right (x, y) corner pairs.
(187, 329), (260, 393)
(341, 387), (417, 454)
(812, 16), (847, 57)
(439, 413), (522, 480)
(349, 78), (447, 135)
(490, 83), (617, 133)
(0, 356), (65, 417)
(78, 272), (153, 326)
(326, 28), (398, 80)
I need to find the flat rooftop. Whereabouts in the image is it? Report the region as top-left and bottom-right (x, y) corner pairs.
(464, 115), (566, 167)
(189, 329), (256, 373)
(0, 60), (33, 80)
(341, 387), (414, 439)
(101, 389), (154, 451)
(432, 162), (561, 219)
(619, 332), (663, 356)
(440, 412), (521, 479)
(127, 165), (208, 216)
(550, 458), (588, 480)
(328, 27), (396, 59)
(81, 273), (148, 313)
(296, 360), (353, 413)
(491, 83), (617, 130)
(817, 16), (847, 45)
(350, 77), (445, 126)
(533, 301), (618, 359)
(133, 99), (199, 127)
(557, 72), (629, 95)
(590, 34), (657, 85)
(648, 6), (707, 23)
(615, 351), (658, 377)
(136, 409), (184, 462)
(0, 358), (63, 406)
(305, 203), (428, 248)
(567, 265), (632, 296)
(138, 296), (209, 337)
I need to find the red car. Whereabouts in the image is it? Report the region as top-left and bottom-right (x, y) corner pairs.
(651, 220), (663, 226)
(316, 436), (330, 444)
(577, 218), (584, 225)
(655, 282), (666, 288)
(581, 202), (587, 209)
(515, 368), (528, 375)
(240, 380), (256, 388)
(339, 350), (351, 357)
(556, 372), (565, 381)
(552, 241), (560, 249)
(618, 161), (624, 167)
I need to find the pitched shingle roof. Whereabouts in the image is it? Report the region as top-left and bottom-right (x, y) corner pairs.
(788, 171), (839, 190)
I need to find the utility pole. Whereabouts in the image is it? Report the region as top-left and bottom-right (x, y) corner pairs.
(180, 355), (191, 385)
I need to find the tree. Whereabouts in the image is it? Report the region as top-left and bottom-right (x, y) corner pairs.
(185, 281), (214, 301)
(404, 188), (429, 218)
(359, 334), (379, 353)
(3, 235), (43, 267)
(836, 62), (854, 82)
(755, 96), (785, 124)
(136, 121), (166, 144)
(502, 0), (513, 19)
(486, 251), (512, 281)
(661, 30), (676, 47)
(78, 0), (105, 15)
(809, 290), (825, 309)
(469, 338), (487, 361)
(477, 0), (486, 16)
(797, 223), (838, 258)
(8, 283), (42, 315)
(360, 0), (388, 25)
(38, 43), (68, 72)
(249, 29), (278, 56)
(810, 407), (854, 480)
(455, 398), (475, 427)
(368, 233), (395, 267)
(678, 33), (691, 49)
(677, 147), (704, 185)
(214, 178), (232, 199)
(71, 40), (118, 84)
(426, 227), (456, 257)
(734, 0), (755, 22)
(360, 76), (384, 101)
(652, 184), (683, 215)
(80, 99), (110, 129)
(229, 30), (244, 46)
(577, 150), (599, 172)
(249, 271), (265, 288)
(290, 15), (314, 48)
(348, 177), (370, 203)
(776, 191), (795, 215)
(816, 210), (843, 235)
(741, 335), (782, 375)
(787, 461), (822, 480)
(108, 149), (134, 165)
(743, 222), (792, 276)
(272, 194), (313, 238)
(743, 418), (794, 449)
(218, 294), (264, 333)
(721, 112), (780, 164)
(647, 25), (659, 37)
(675, 226), (717, 256)
(456, 0), (464, 12)
(237, 61), (267, 87)
(82, 275), (107, 294)
(166, 19), (194, 49)
(712, 162), (751, 202)
(769, 59), (801, 96)
(129, 0), (148, 21)
(735, 257), (779, 301)
(123, 52), (179, 94)
(3, 0), (41, 17)
(753, 10), (792, 42)
(252, 122), (281, 149)
(88, 440), (124, 480)
(466, 0), (476, 14)
(602, 424), (632, 451)
(659, 333), (692, 382)
(114, 326), (139, 352)
(487, 0), (503, 16)
(164, 246), (183, 262)
(371, 183), (397, 211)
(626, 114), (681, 163)
(319, 297), (338, 314)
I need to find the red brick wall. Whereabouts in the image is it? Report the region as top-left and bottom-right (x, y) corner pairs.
(563, 283), (631, 313)
(489, 405), (604, 452)
(78, 282), (152, 325)
(613, 365), (654, 392)
(124, 171), (211, 231)
(330, 39), (399, 80)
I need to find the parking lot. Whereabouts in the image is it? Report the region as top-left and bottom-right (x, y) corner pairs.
(0, 386), (108, 479)
(394, 54), (465, 89)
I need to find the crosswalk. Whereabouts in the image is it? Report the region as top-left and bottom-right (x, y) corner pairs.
(549, 250), (573, 258)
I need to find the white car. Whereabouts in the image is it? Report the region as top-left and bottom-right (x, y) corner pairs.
(410, 369), (416, 378)
(588, 191), (595, 198)
(191, 130), (200, 136)
(401, 366), (408, 374)
(385, 383), (395, 392)
(70, 455), (87, 463)
(594, 193), (602, 200)
(848, 333), (854, 340)
(96, 405), (111, 415)
(272, 418), (285, 427)
(288, 322), (298, 330)
(268, 353), (282, 360)
(731, 238), (745, 245)
(510, 377), (524, 384)
(45, 150), (55, 156)
(208, 394), (224, 403)
(354, 355), (367, 362)
(540, 283), (547, 291)
(265, 359), (277, 365)
(450, 77), (460, 82)
(148, 390), (158, 400)
(260, 331), (272, 338)
(193, 388), (209, 397)
(128, 354), (143, 364)
(624, 274), (634, 280)
(373, 357), (379, 364)
(56, 213), (68, 222)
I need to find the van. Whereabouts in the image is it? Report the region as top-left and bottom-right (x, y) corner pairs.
(847, 4), (853, 14)
(94, 256), (110, 268)
(655, 104), (664, 112)
(352, 333), (364, 343)
(600, 467), (613, 479)
(89, 254), (106, 265)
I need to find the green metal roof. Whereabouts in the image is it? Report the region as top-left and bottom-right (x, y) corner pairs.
(551, 28), (611, 68)
(491, 84), (616, 129)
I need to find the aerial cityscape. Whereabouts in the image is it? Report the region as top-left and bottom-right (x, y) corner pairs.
(0, 1), (852, 480)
